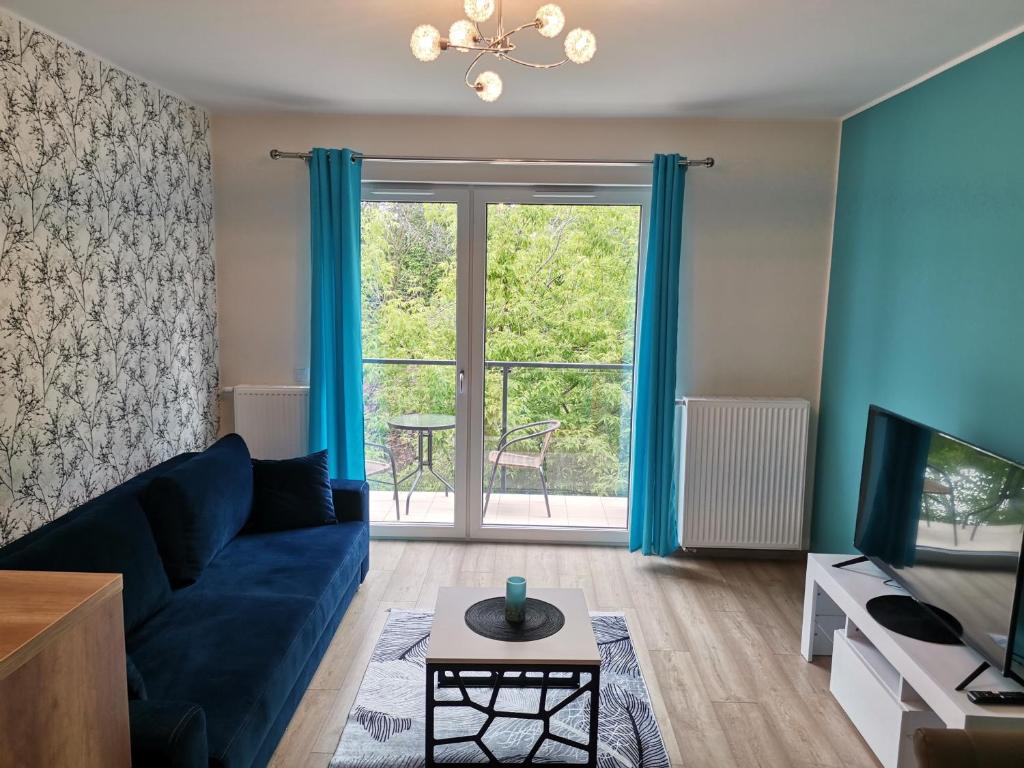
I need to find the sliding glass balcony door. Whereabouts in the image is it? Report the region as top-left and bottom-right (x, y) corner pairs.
(361, 189), (470, 538)
(361, 184), (644, 543)
(468, 188), (645, 543)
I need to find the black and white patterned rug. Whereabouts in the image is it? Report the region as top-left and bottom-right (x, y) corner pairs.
(330, 610), (670, 768)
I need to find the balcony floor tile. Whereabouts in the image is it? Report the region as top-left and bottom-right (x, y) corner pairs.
(368, 490), (627, 530)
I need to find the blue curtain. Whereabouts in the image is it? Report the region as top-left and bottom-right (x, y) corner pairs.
(308, 148), (365, 480)
(629, 154), (687, 556)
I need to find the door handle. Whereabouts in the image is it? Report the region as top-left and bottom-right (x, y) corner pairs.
(458, 370), (465, 394)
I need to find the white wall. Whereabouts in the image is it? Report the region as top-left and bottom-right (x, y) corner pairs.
(216, 111), (839, 387)
(211, 114), (839, 465)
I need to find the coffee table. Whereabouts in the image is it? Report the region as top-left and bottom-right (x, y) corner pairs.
(425, 587), (601, 767)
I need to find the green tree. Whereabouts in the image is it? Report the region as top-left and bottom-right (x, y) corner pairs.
(924, 435), (1024, 539)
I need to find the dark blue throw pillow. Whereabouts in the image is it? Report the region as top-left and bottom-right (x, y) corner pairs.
(0, 496), (172, 634)
(142, 434), (254, 585)
(249, 450), (337, 532)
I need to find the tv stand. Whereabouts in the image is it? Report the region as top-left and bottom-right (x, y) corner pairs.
(802, 553), (1024, 768)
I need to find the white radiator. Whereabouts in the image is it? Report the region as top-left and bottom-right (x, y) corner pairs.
(678, 396), (809, 550)
(231, 386), (309, 459)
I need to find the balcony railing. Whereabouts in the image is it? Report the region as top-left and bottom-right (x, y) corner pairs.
(363, 357), (633, 494)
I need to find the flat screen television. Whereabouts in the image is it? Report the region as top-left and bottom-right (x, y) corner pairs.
(854, 406), (1024, 682)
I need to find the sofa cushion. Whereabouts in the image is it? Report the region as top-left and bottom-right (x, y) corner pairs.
(0, 452), (196, 559)
(0, 496), (172, 634)
(248, 576), (360, 768)
(142, 434), (254, 585)
(128, 591), (336, 768)
(189, 521), (367, 603)
(249, 450), (336, 532)
(127, 522), (367, 768)
(129, 699), (208, 768)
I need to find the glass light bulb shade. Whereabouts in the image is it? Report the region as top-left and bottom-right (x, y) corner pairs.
(474, 70), (503, 102)
(535, 4), (565, 38)
(449, 19), (476, 49)
(564, 28), (596, 64)
(410, 24), (442, 62)
(464, 0), (495, 23)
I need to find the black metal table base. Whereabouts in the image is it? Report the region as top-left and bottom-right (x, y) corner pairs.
(438, 669), (582, 689)
(395, 427), (456, 517)
(426, 662), (600, 768)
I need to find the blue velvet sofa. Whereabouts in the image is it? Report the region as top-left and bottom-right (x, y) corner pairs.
(0, 434), (369, 768)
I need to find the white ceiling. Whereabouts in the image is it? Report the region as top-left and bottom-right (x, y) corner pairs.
(5, 1), (1023, 118)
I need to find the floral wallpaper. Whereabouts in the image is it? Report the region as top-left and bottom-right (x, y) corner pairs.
(0, 12), (218, 545)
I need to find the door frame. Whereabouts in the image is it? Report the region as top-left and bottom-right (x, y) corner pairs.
(362, 182), (648, 545)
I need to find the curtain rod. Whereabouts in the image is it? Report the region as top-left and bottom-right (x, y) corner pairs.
(268, 149), (714, 168)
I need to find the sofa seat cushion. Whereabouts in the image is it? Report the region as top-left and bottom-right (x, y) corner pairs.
(189, 522), (367, 610)
(143, 434), (254, 585)
(129, 699), (208, 768)
(128, 523), (366, 768)
(128, 591), (333, 768)
(0, 496), (172, 634)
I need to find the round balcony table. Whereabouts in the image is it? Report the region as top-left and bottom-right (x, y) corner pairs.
(387, 413), (456, 517)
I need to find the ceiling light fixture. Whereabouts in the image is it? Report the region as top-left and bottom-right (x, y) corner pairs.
(410, 0), (596, 102)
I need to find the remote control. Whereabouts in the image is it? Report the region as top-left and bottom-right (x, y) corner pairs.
(966, 690), (1024, 705)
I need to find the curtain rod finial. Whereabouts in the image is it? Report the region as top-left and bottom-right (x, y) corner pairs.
(269, 149), (281, 160)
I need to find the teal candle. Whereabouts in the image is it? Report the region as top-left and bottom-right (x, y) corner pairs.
(505, 576), (527, 624)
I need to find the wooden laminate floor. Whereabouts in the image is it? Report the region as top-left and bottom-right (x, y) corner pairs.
(268, 541), (880, 768)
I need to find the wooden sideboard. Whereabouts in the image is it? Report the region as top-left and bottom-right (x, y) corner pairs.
(0, 570), (131, 768)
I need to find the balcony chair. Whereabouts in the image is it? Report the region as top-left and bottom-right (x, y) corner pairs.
(365, 442), (401, 520)
(484, 420), (561, 518)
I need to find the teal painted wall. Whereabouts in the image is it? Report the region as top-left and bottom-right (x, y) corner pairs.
(812, 33), (1024, 553)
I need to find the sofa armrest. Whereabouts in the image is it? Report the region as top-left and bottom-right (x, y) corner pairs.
(130, 699), (208, 768)
(913, 728), (1024, 768)
(332, 479), (369, 525)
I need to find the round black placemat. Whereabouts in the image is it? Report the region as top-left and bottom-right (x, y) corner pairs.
(465, 597), (565, 642)
(866, 595), (963, 645)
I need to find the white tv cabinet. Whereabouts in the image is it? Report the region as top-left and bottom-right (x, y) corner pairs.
(802, 553), (1024, 767)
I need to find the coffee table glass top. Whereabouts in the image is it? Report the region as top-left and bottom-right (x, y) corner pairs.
(427, 587), (600, 666)
(387, 413), (456, 431)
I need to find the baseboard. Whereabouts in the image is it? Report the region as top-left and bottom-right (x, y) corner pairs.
(673, 547), (805, 561)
